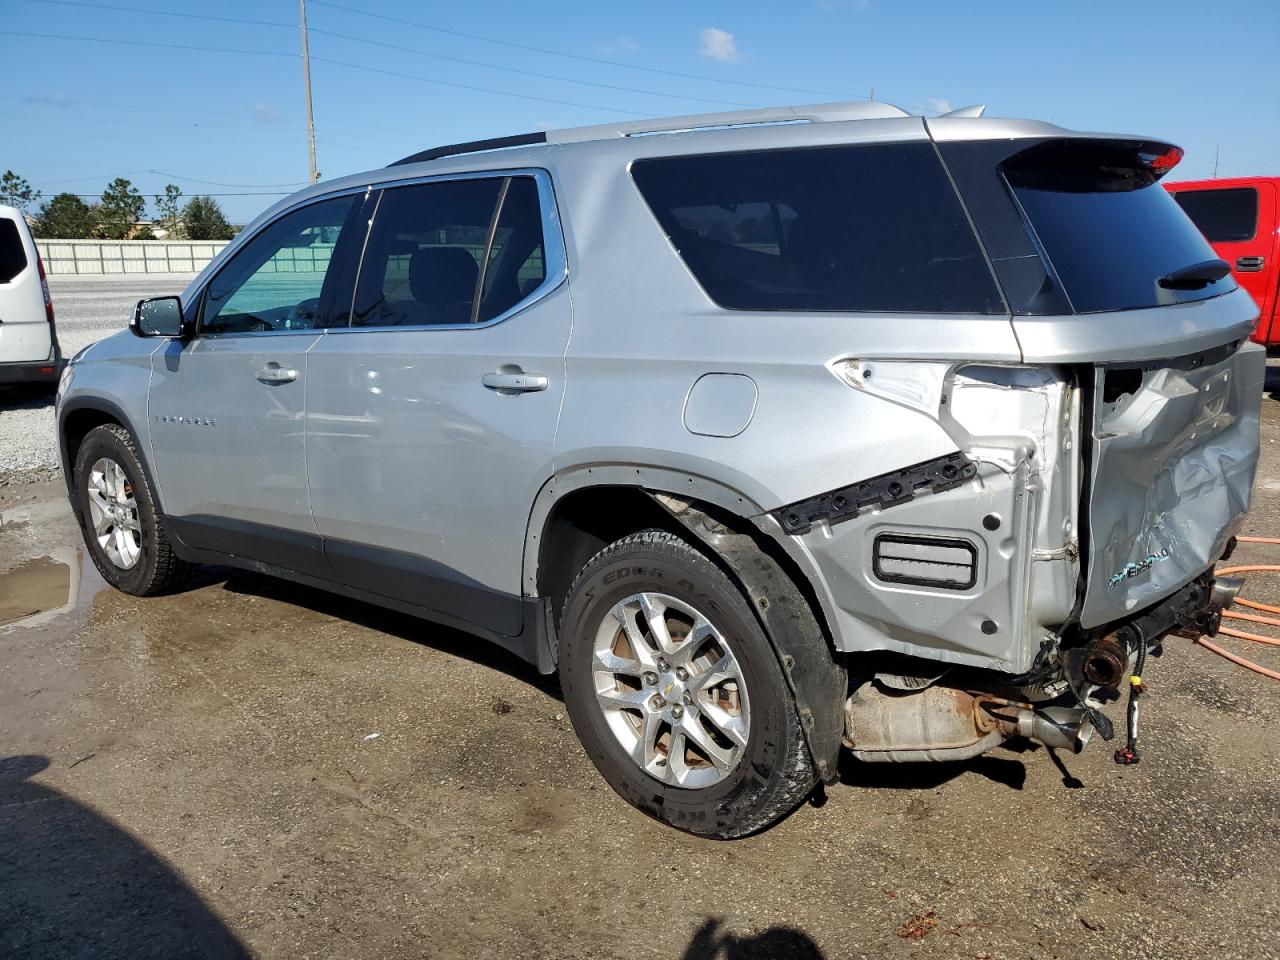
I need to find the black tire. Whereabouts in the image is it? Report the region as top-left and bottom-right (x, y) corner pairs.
(72, 423), (195, 596)
(559, 529), (816, 838)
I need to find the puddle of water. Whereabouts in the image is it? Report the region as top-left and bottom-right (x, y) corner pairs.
(0, 557), (71, 624)
(0, 548), (108, 628)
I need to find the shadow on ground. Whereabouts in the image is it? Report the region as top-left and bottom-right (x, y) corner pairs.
(0, 755), (250, 960)
(0, 384), (56, 411)
(837, 735), (1090, 792)
(681, 917), (824, 959)
(1265, 365), (1280, 398)
(215, 567), (562, 699)
(215, 568), (1099, 799)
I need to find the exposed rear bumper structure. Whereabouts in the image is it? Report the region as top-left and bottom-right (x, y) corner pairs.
(845, 560), (1242, 761)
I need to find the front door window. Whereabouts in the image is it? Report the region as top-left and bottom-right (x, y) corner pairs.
(202, 196), (357, 335)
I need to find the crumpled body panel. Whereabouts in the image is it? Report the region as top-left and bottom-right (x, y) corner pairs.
(1081, 341), (1264, 628)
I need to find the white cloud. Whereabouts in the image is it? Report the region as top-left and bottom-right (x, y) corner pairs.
(928, 98), (953, 115)
(600, 36), (638, 56)
(24, 91), (73, 107)
(253, 103), (279, 125)
(699, 27), (740, 62)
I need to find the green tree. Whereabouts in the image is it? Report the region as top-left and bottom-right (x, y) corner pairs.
(97, 177), (146, 240)
(155, 183), (184, 239)
(183, 195), (234, 240)
(34, 193), (96, 238)
(0, 170), (41, 214)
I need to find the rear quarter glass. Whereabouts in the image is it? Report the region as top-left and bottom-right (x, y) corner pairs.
(630, 142), (1005, 315)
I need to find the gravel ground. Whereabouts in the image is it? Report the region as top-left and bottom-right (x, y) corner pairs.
(0, 274), (195, 484)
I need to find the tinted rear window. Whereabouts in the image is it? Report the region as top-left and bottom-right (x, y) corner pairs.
(631, 143), (1003, 314)
(1005, 140), (1234, 313)
(1172, 187), (1258, 242)
(0, 219), (28, 284)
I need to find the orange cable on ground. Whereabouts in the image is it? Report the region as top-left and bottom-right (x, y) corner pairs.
(1195, 635), (1280, 681)
(1195, 539), (1280, 679)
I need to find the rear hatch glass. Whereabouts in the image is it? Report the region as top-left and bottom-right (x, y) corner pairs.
(1004, 140), (1235, 313)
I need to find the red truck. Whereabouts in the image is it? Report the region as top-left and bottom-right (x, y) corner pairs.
(1165, 176), (1279, 346)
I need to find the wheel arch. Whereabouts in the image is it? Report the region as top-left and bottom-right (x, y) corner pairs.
(58, 396), (162, 513)
(526, 465), (848, 782)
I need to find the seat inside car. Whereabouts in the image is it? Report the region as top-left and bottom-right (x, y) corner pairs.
(404, 246), (479, 325)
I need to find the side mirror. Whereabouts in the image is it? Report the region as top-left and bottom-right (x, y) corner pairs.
(131, 296), (187, 338)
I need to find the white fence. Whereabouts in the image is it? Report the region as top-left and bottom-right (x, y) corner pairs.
(36, 239), (231, 275)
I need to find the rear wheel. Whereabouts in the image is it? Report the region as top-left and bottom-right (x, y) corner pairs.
(559, 529), (816, 838)
(72, 423), (194, 596)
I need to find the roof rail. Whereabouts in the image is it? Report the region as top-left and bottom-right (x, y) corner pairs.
(389, 100), (913, 167)
(391, 131), (547, 167)
(547, 100), (912, 144)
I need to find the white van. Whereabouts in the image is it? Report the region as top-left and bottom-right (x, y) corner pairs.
(0, 203), (61, 389)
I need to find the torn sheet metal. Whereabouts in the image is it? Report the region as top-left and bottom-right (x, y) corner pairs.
(1080, 341), (1264, 628)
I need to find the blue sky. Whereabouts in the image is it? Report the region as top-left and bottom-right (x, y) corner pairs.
(3, 0), (1277, 223)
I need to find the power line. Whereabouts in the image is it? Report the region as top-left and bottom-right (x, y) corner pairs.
(0, 96), (440, 142)
(2, 30), (655, 116)
(310, 0), (859, 100)
(5, 128), (307, 146)
(27, 0), (860, 102)
(23, 0), (758, 109)
(0, 29), (290, 58)
(310, 56), (654, 116)
(0, 110), (311, 134)
(25, 0), (293, 28)
(145, 171), (308, 189)
(307, 27), (758, 109)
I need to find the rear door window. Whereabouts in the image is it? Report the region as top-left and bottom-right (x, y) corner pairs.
(1171, 187), (1258, 242)
(631, 143), (1004, 314)
(0, 218), (28, 284)
(353, 175), (547, 328)
(1004, 140), (1235, 313)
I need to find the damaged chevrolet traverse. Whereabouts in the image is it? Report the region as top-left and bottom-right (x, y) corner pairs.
(57, 101), (1261, 838)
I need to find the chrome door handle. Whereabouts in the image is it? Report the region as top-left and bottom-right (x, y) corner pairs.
(256, 363), (297, 384)
(482, 370), (548, 394)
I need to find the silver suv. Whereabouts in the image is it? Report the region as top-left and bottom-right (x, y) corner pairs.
(56, 101), (1262, 837)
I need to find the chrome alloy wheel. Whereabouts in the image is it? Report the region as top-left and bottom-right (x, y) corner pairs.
(592, 592), (751, 788)
(87, 457), (142, 570)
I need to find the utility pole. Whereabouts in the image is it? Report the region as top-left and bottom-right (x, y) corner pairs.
(1212, 144), (1220, 179)
(300, 0), (319, 184)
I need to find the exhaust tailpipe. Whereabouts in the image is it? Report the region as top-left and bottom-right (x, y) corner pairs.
(1211, 575), (1245, 610)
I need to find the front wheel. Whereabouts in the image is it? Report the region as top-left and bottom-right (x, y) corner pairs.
(72, 423), (194, 596)
(559, 529), (816, 838)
